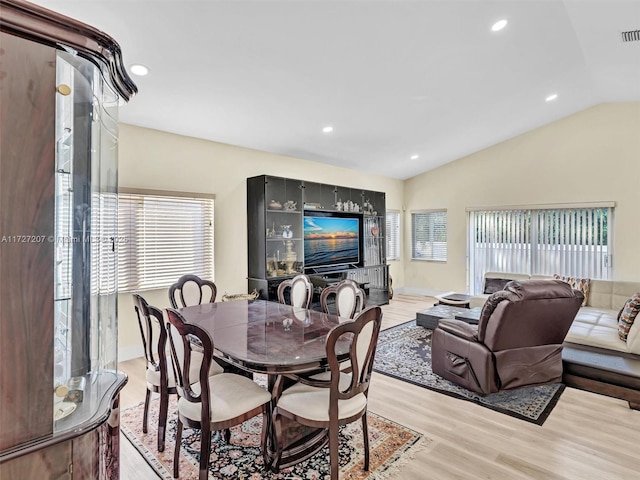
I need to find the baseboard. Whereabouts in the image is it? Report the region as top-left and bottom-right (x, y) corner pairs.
(119, 345), (144, 362)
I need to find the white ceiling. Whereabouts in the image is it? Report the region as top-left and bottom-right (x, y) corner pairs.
(31, 0), (640, 179)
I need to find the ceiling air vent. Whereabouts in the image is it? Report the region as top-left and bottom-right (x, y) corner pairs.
(621, 30), (640, 42)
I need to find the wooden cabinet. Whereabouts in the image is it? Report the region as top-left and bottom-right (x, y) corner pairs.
(0, 1), (135, 477)
(247, 175), (389, 306)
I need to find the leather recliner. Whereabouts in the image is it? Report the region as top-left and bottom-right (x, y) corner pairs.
(431, 279), (584, 394)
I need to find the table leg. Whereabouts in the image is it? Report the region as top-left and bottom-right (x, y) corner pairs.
(261, 374), (330, 473)
(261, 374), (278, 469)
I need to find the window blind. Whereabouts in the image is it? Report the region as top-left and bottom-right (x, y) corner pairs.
(386, 210), (400, 261)
(118, 192), (214, 292)
(411, 210), (447, 261)
(469, 206), (611, 293)
(91, 192), (118, 295)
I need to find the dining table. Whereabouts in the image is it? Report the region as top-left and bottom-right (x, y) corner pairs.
(175, 298), (351, 471)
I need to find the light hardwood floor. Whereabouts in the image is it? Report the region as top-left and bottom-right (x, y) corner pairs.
(118, 295), (640, 479)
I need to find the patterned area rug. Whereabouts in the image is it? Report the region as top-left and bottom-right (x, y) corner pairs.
(121, 395), (428, 479)
(373, 320), (565, 425)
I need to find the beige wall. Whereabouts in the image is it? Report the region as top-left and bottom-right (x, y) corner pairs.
(403, 102), (640, 295)
(117, 102), (640, 358)
(117, 124), (405, 358)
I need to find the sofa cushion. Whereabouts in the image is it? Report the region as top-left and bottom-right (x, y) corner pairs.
(566, 307), (627, 353)
(554, 274), (590, 306)
(618, 293), (640, 341)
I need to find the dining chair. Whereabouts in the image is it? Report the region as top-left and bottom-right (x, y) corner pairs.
(320, 279), (366, 319)
(133, 294), (225, 452)
(271, 305), (383, 479)
(165, 308), (272, 480)
(168, 274), (227, 372)
(169, 274), (217, 309)
(132, 293), (177, 452)
(277, 273), (313, 309)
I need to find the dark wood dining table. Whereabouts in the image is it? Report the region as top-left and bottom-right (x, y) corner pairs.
(176, 299), (351, 471)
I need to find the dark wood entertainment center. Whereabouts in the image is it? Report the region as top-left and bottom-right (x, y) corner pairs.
(247, 175), (389, 307)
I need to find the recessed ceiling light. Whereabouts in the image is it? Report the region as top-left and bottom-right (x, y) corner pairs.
(410, 154), (419, 160)
(130, 64), (149, 76)
(545, 93), (558, 102)
(322, 126), (334, 133)
(491, 19), (508, 32)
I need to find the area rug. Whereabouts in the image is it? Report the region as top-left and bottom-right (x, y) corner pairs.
(121, 395), (428, 479)
(373, 320), (565, 425)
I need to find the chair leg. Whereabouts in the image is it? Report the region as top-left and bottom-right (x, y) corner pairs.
(142, 389), (151, 434)
(173, 420), (183, 479)
(199, 427), (212, 480)
(157, 390), (169, 452)
(329, 421), (339, 480)
(223, 428), (231, 443)
(361, 412), (370, 471)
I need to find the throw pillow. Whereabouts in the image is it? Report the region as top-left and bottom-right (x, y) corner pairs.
(617, 293), (640, 342)
(553, 274), (590, 306)
(483, 277), (513, 294)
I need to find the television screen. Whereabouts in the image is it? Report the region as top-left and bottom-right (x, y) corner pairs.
(303, 213), (361, 268)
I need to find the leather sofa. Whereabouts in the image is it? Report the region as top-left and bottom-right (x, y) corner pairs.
(432, 280), (583, 394)
(468, 272), (640, 408)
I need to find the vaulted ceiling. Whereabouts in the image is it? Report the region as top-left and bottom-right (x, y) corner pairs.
(31, 0), (640, 179)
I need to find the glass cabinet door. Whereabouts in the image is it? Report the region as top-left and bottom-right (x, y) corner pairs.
(53, 51), (119, 431)
(264, 176), (303, 277)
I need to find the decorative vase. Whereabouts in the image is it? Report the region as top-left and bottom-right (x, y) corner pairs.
(283, 239), (297, 274)
(282, 225), (293, 239)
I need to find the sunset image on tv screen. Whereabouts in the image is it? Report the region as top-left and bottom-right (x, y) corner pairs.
(304, 216), (359, 267)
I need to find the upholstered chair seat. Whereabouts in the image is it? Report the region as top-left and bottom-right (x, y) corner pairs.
(276, 372), (366, 422)
(177, 373), (271, 423)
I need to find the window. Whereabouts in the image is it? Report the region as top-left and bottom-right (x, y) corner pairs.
(118, 190), (214, 292)
(386, 210), (400, 261)
(411, 210), (447, 261)
(468, 204), (612, 293)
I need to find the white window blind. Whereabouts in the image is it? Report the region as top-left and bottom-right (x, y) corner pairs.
(469, 206), (611, 293)
(386, 210), (400, 261)
(411, 210), (447, 261)
(91, 192), (118, 295)
(118, 192), (214, 293)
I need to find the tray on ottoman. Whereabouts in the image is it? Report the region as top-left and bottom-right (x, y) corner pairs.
(416, 305), (482, 329)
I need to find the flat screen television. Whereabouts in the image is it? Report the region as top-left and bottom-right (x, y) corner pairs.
(303, 210), (363, 270)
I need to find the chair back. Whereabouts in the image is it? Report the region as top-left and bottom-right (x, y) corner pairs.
(326, 306), (382, 402)
(320, 279), (366, 319)
(169, 274), (217, 309)
(277, 274), (313, 309)
(478, 279), (584, 351)
(133, 293), (169, 378)
(165, 308), (213, 414)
